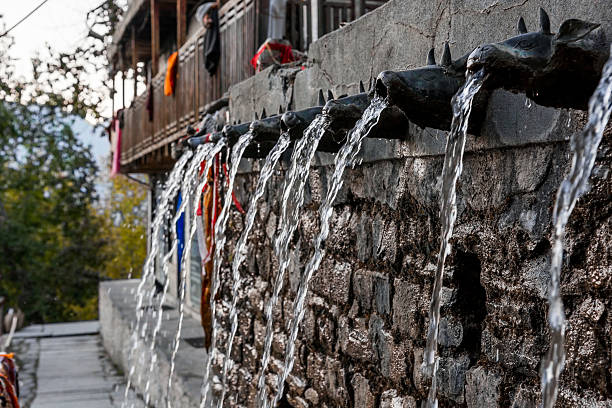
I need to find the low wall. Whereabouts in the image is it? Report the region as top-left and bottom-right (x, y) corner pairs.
(99, 280), (206, 407)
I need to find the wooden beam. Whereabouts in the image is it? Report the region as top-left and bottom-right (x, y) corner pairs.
(177, 0), (187, 47)
(150, 0), (160, 76)
(131, 27), (138, 102)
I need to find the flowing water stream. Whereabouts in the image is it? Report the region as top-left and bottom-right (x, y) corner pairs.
(255, 115), (329, 407)
(541, 48), (612, 408)
(122, 151), (193, 408)
(139, 142), (215, 405)
(167, 140), (226, 408)
(217, 133), (291, 407)
(422, 69), (485, 408)
(200, 131), (255, 408)
(270, 98), (388, 407)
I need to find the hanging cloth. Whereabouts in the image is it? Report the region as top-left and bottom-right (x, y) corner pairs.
(164, 52), (179, 96)
(146, 84), (154, 121)
(176, 193), (185, 275)
(146, 62), (154, 121)
(202, 5), (221, 76)
(0, 353), (19, 408)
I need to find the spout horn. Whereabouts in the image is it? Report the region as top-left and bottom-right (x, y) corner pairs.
(441, 43), (452, 66)
(539, 8), (550, 34)
(517, 16), (528, 34)
(359, 80), (365, 93)
(427, 48), (436, 66)
(318, 89), (325, 106)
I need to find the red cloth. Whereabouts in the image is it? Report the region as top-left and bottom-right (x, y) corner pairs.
(250, 41), (295, 70)
(222, 162), (246, 214)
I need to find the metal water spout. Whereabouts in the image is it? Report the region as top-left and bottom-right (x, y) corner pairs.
(467, 8), (608, 110)
(280, 89), (325, 143)
(249, 114), (283, 143)
(322, 82), (409, 142)
(374, 44), (487, 133)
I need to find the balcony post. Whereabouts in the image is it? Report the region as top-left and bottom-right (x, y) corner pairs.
(310, 0), (324, 41)
(353, 0), (365, 18)
(150, 0), (160, 76)
(177, 0), (187, 47)
(131, 26), (138, 102)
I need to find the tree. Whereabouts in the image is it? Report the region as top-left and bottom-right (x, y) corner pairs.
(99, 169), (148, 282)
(0, 3), (134, 322)
(0, 102), (109, 322)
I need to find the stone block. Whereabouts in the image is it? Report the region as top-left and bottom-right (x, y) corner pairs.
(351, 373), (375, 408)
(380, 389), (417, 408)
(337, 316), (374, 362)
(354, 269), (390, 315)
(437, 354), (470, 404)
(310, 259), (352, 305)
(465, 366), (502, 408)
(304, 388), (319, 405)
(438, 316), (463, 348)
(392, 279), (423, 338)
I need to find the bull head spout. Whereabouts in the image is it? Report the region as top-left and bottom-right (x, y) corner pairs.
(373, 44), (487, 134)
(467, 8), (607, 109)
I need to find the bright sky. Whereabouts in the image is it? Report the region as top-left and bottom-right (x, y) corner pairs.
(2, 0), (115, 171)
(2, 0), (133, 120)
(3, 1), (101, 75)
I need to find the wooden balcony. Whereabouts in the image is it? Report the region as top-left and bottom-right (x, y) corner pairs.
(116, 0), (387, 173)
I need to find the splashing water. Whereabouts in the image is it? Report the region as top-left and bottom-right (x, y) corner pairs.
(166, 140), (226, 408)
(255, 115), (329, 407)
(270, 97), (388, 408)
(217, 133), (291, 407)
(200, 131), (254, 408)
(541, 48), (612, 408)
(121, 150), (193, 408)
(422, 69), (486, 408)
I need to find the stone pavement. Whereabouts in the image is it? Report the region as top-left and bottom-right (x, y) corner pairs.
(3, 321), (145, 408)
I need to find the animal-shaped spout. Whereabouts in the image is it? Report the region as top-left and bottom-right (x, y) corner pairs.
(374, 45), (487, 133)
(280, 89), (326, 142)
(467, 8), (608, 110)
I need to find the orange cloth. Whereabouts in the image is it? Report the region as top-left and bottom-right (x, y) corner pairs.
(164, 52), (179, 96)
(200, 163), (215, 348)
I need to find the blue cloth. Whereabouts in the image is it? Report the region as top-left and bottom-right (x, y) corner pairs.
(176, 193), (185, 275)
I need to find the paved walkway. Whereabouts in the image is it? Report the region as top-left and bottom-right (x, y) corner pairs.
(4, 321), (144, 408)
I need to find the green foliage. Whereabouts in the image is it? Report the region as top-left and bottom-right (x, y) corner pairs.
(0, 102), (108, 322)
(0, 2), (147, 323)
(99, 172), (148, 281)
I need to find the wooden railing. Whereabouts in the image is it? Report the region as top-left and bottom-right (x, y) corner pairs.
(120, 0), (258, 169)
(119, 0), (387, 171)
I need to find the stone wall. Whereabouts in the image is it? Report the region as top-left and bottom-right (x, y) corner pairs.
(100, 0), (612, 406)
(216, 0), (612, 406)
(213, 118), (610, 407)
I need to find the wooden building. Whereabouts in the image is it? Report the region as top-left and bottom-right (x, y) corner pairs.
(109, 0), (387, 174)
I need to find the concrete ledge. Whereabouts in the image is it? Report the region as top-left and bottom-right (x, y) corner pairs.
(99, 280), (207, 407)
